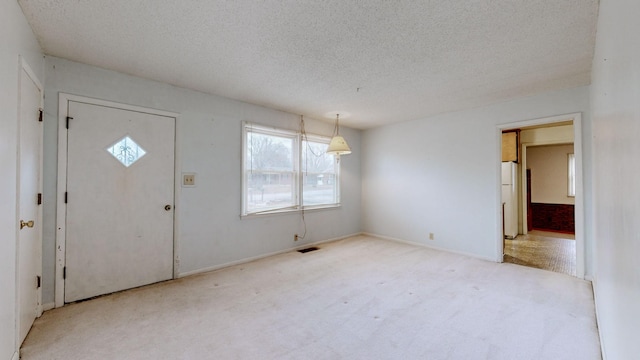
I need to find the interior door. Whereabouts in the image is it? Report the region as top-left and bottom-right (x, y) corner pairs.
(17, 65), (42, 345)
(65, 101), (175, 303)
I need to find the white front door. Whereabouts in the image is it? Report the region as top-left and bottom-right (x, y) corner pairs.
(64, 100), (175, 303)
(17, 63), (43, 345)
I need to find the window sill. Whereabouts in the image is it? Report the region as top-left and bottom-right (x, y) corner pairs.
(241, 204), (341, 219)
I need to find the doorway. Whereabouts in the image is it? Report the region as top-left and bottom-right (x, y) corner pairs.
(497, 113), (584, 278)
(56, 95), (178, 305)
(507, 142), (576, 275)
(525, 143), (575, 233)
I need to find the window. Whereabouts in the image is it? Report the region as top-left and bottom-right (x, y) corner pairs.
(302, 135), (338, 206)
(568, 153), (575, 197)
(242, 123), (340, 216)
(106, 135), (146, 167)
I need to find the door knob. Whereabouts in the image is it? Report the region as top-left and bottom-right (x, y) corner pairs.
(164, 205), (172, 211)
(20, 220), (34, 229)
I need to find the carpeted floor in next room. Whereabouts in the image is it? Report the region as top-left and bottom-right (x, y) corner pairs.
(21, 235), (601, 360)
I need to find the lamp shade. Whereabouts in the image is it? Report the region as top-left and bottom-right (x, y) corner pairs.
(327, 135), (352, 155)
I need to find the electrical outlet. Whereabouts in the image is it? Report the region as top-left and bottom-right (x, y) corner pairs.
(294, 234), (299, 241)
(182, 173), (196, 187)
(429, 233), (435, 240)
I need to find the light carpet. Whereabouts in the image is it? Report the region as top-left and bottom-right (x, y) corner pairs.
(21, 235), (601, 359)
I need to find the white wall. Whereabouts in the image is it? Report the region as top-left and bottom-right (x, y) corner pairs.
(362, 86), (593, 272)
(41, 57), (361, 305)
(590, 0), (640, 358)
(527, 144), (575, 205)
(0, 0), (43, 357)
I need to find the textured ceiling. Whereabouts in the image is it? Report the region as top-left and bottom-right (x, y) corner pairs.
(18, 0), (599, 129)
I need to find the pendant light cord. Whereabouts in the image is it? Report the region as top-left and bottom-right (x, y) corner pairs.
(297, 115), (309, 240)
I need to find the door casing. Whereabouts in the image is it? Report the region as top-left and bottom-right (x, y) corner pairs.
(55, 94), (182, 307)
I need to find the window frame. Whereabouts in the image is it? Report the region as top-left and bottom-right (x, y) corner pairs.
(241, 122), (341, 217)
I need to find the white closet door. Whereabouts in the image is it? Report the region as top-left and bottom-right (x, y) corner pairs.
(17, 65), (42, 345)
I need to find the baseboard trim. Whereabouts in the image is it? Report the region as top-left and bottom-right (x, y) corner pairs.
(362, 232), (496, 263)
(591, 277), (607, 360)
(42, 302), (55, 311)
(178, 232), (361, 278)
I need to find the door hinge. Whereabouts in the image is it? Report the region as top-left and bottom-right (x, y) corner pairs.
(37, 193), (42, 205)
(64, 192), (68, 203)
(38, 108), (43, 122)
(36, 275), (41, 288)
(63, 267), (66, 280)
(66, 116), (73, 129)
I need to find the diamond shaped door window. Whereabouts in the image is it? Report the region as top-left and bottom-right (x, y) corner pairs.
(106, 136), (146, 167)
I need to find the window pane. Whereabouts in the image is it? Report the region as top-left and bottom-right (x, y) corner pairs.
(247, 132), (293, 171)
(302, 140), (337, 206)
(246, 171), (295, 212)
(245, 130), (296, 213)
(106, 135), (146, 167)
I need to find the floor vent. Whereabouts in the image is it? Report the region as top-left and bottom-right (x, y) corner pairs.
(297, 246), (319, 253)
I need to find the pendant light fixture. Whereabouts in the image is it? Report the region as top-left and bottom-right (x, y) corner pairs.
(326, 113), (351, 155)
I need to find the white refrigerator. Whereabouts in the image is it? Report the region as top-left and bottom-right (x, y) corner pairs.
(501, 162), (518, 239)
